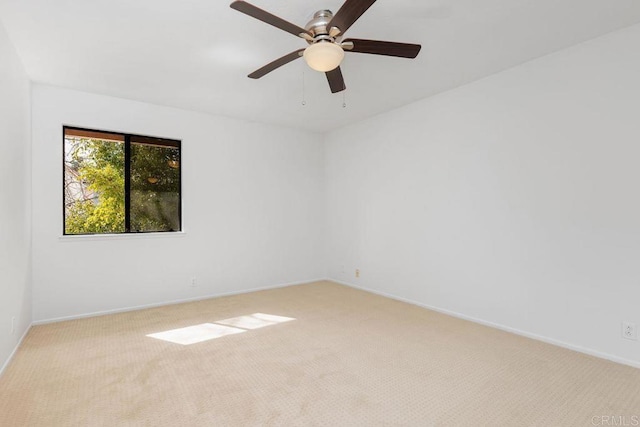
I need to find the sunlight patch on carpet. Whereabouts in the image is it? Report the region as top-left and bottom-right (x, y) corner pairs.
(216, 313), (296, 330)
(147, 323), (245, 345)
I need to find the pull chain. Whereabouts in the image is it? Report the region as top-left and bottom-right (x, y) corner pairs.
(302, 68), (306, 106)
(342, 90), (347, 108)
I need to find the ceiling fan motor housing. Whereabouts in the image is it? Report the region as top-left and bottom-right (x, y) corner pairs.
(305, 10), (338, 43)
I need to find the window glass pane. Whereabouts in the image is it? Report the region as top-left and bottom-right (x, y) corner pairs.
(130, 140), (181, 232)
(64, 130), (126, 234)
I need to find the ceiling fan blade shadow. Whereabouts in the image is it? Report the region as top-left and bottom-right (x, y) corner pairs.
(328, 0), (377, 36)
(248, 49), (305, 79)
(230, 1), (311, 38)
(343, 38), (421, 58)
(326, 67), (346, 93)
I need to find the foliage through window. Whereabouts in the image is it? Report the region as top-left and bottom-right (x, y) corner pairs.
(64, 127), (181, 235)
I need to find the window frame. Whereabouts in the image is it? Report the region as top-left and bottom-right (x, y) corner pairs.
(62, 126), (182, 236)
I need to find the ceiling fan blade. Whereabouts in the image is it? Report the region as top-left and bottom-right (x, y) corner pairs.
(230, 1), (311, 38)
(326, 67), (346, 93)
(248, 49), (305, 79)
(343, 38), (421, 58)
(328, 0), (377, 36)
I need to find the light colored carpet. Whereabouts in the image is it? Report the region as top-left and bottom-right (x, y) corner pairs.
(1, 281), (639, 426)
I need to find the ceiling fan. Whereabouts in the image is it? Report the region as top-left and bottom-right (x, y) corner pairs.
(229, 0), (421, 93)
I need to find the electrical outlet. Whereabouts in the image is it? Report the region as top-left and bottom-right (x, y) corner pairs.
(340, 265), (345, 274)
(355, 269), (360, 278)
(11, 317), (15, 334)
(622, 322), (637, 341)
(190, 277), (197, 288)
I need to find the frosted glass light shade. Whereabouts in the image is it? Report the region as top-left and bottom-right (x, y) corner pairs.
(303, 42), (345, 72)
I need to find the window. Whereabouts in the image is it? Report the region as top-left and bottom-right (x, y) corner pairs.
(63, 127), (181, 235)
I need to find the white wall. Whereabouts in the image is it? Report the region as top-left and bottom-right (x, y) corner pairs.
(31, 85), (325, 322)
(325, 24), (640, 366)
(13, 18), (640, 368)
(0, 22), (31, 370)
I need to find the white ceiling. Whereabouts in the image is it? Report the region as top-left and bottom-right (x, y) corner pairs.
(1, 0), (640, 133)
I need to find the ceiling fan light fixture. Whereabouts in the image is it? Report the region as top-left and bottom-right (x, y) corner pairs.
(303, 41), (344, 72)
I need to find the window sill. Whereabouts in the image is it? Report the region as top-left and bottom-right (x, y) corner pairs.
(58, 231), (187, 242)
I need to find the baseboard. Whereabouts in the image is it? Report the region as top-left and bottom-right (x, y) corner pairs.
(27, 277), (640, 369)
(0, 323), (32, 378)
(33, 278), (326, 326)
(330, 278), (640, 370)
